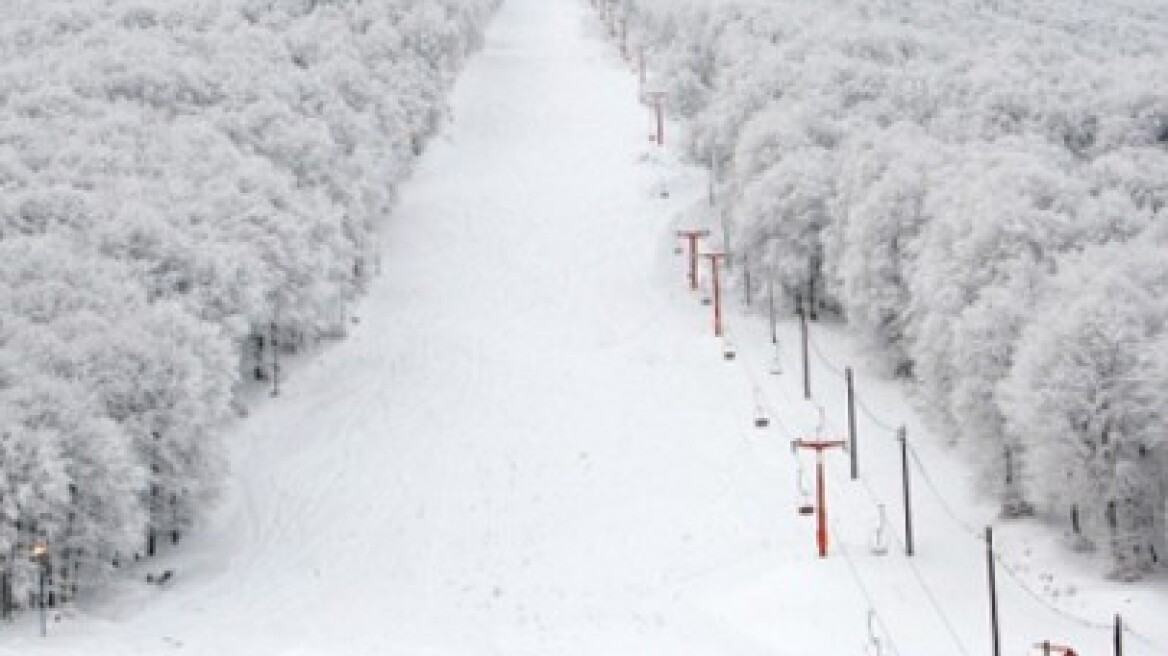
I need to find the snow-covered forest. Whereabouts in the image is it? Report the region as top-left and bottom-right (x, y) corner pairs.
(0, 0), (498, 607)
(617, 0), (1168, 580)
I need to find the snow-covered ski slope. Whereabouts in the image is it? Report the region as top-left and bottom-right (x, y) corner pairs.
(5, 0), (1167, 653)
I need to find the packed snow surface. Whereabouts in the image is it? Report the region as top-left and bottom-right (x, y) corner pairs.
(4, 0), (1166, 653)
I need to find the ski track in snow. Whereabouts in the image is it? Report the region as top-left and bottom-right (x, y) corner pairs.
(5, 0), (1168, 654)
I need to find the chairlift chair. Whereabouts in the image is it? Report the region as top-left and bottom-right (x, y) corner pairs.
(865, 610), (884, 656)
(794, 460), (815, 515)
(870, 504), (889, 556)
(752, 393), (769, 428)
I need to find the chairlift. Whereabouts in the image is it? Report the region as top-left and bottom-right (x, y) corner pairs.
(865, 610), (884, 656)
(794, 460), (815, 516)
(769, 348), (782, 376)
(701, 297), (712, 306)
(720, 335), (737, 361)
(1032, 643), (1080, 656)
(752, 392), (769, 428)
(870, 504), (889, 556)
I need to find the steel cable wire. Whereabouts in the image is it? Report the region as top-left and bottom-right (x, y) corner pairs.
(824, 458), (974, 656)
(718, 297), (1163, 655)
(724, 322), (913, 656)
(904, 443), (983, 539)
(903, 445), (1162, 649)
(806, 330), (847, 378)
(801, 320), (1134, 647)
(744, 301), (1161, 653)
(826, 512), (907, 656)
(854, 393), (903, 434)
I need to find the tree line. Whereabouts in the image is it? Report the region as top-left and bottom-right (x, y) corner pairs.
(617, 0), (1168, 581)
(0, 0), (500, 611)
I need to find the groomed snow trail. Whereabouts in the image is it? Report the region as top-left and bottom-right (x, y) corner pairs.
(6, 1), (798, 654)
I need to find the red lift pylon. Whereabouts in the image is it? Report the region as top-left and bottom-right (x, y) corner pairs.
(700, 252), (727, 337)
(646, 90), (667, 146)
(675, 229), (709, 291)
(793, 438), (847, 558)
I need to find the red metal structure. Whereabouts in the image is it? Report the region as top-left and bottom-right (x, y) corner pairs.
(1035, 643), (1079, 656)
(675, 229), (710, 291)
(793, 438), (847, 557)
(700, 252), (727, 337)
(646, 90), (667, 145)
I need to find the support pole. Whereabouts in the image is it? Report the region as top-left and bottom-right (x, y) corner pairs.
(1115, 614), (1123, 656)
(708, 148), (717, 207)
(799, 295), (810, 400)
(743, 256), (752, 307)
(808, 256), (819, 321)
(712, 257), (722, 337)
(270, 313), (280, 398)
(899, 427), (914, 556)
(701, 253), (727, 337)
(987, 526), (1001, 656)
(816, 453), (828, 557)
(655, 98), (664, 146)
(651, 93), (665, 146)
(38, 561), (46, 637)
(767, 277), (777, 344)
(1005, 446), (1013, 489)
(846, 367), (858, 480)
(720, 207), (733, 274)
(793, 439), (847, 558)
(676, 229), (709, 291)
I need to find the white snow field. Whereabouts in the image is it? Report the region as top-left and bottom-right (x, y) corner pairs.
(4, 0), (1168, 654)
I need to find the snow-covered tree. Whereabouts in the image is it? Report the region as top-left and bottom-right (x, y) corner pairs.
(1003, 242), (1168, 580)
(623, 0), (1168, 577)
(0, 0), (502, 607)
(829, 123), (940, 374)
